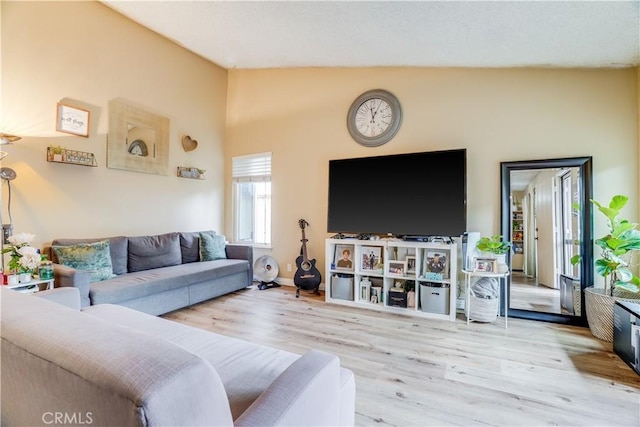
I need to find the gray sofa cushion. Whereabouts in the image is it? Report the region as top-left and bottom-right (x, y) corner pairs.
(180, 230), (215, 264)
(84, 303), (299, 420)
(89, 260), (249, 305)
(51, 236), (128, 275)
(128, 233), (181, 272)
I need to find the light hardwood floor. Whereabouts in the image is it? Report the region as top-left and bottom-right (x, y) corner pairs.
(163, 285), (640, 426)
(510, 271), (562, 314)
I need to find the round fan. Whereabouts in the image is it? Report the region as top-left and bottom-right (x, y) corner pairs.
(254, 255), (281, 290)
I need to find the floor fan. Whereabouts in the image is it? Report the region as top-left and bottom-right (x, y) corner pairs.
(254, 255), (281, 290)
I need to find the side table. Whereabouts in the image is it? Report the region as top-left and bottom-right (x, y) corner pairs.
(462, 269), (510, 328)
(4, 277), (54, 294)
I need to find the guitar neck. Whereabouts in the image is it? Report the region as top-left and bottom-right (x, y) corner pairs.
(300, 229), (309, 261)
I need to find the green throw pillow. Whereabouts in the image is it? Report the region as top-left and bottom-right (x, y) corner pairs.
(200, 233), (227, 261)
(52, 240), (116, 283)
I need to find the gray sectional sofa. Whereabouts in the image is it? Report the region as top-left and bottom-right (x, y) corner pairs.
(1, 287), (356, 426)
(43, 231), (253, 315)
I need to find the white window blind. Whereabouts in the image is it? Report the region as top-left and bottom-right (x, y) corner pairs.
(232, 153), (271, 183)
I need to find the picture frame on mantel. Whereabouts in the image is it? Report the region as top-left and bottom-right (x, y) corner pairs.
(56, 103), (90, 137)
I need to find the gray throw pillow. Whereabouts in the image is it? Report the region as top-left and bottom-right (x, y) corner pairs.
(199, 233), (227, 261)
(52, 240), (116, 283)
(128, 233), (182, 272)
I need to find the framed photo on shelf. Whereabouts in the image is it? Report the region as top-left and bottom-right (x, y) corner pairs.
(361, 246), (382, 271)
(333, 244), (355, 271)
(406, 256), (416, 274)
(56, 103), (90, 137)
(370, 286), (382, 304)
(388, 260), (407, 276)
(474, 257), (497, 273)
(424, 251), (449, 279)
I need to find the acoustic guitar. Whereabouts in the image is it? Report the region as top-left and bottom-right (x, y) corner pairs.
(293, 219), (322, 297)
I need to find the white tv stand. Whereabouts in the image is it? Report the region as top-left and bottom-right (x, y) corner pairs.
(325, 238), (457, 322)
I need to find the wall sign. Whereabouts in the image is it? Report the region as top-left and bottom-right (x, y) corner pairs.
(56, 103), (90, 137)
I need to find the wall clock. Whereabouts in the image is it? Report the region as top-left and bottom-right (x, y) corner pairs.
(347, 89), (402, 147)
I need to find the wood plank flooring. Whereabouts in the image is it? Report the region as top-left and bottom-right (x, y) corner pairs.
(511, 271), (562, 314)
(163, 285), (640, 426)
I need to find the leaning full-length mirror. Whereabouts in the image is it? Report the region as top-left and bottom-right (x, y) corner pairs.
(500, 157), (593, 325)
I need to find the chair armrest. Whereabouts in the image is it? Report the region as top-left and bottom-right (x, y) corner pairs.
(35, 287), (81, 310)
(53, 263), (91, 307)
(235, 350), (341, 427)
(225, 244), (253, 284)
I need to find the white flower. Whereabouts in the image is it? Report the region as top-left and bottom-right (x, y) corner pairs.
(7, 233), (35, 246)
(18, 249), (42, 271)
(17, 246), (38, 256)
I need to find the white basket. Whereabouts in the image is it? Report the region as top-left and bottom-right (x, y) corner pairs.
(467, 295), (498, 322)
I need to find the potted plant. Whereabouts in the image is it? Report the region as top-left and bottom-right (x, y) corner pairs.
(584, 194), (640, 341)
(476, 235), (511, 271)
(1, 232), (45, 283)
(50, 145), (65, 162)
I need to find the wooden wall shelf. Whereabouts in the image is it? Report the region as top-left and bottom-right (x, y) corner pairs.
(47, 146), (97, 167)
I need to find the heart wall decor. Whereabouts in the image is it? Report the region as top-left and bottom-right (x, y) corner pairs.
(182, 135), (198, 152)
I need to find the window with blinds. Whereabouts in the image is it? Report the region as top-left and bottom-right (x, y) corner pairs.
(232, 153), (272, 246)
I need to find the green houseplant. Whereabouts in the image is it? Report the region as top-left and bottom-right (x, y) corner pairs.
(48, 145), (66, 162)
(585, 194), (640, 341)
(476, 235), (511, 273)
(592, 195), (640, 295)
(476, 235), (512, 255)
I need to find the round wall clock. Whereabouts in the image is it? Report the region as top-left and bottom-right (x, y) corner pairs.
(347, 89), (402, 147)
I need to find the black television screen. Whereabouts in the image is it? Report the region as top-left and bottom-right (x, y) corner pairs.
(327, 149), (466, 237)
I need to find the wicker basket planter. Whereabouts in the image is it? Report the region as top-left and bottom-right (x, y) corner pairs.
(466, 296), (499, 322)
(585, 286), (639, 342)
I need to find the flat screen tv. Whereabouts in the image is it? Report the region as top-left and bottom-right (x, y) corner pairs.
(327, 149), (466, 237)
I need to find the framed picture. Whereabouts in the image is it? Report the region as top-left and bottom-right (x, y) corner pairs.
(406, 256), (416, 274)
(388, 260), (407, 276)
(333, 244), (355, 271)
(361, 246), (382, 271)
(424, 251), (449, 279)
(474, 258), (497, 273)
(370, 286), (382, 304)
(56, 103), (90, 137)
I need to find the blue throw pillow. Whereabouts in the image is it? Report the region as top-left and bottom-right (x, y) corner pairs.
(199, 233), (227, 261)
(52, 240), (116, 283)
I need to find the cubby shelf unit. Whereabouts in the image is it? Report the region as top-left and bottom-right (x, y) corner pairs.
(325, 238), (457, 322)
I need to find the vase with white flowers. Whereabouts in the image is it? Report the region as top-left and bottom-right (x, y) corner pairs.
(2, 232), (45, 282)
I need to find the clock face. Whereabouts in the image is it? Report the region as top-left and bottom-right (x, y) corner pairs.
(347, 90), (402, 147)
(354, 98), (393, 138)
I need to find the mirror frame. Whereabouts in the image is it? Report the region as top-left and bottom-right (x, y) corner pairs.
(500, 157), (593, 325)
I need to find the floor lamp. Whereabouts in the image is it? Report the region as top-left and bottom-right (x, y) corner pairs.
(0, 133), (21, 272)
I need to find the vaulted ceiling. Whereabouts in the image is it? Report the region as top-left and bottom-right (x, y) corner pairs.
(103, 1), (640, 70)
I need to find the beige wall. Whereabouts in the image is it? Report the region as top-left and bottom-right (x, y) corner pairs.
(2, 2), (638, 286)
(1, 1), (228, 250)
(226, 67), (638, 282)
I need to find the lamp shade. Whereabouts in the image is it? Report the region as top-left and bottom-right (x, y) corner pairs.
(0, 133), (21, 144)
